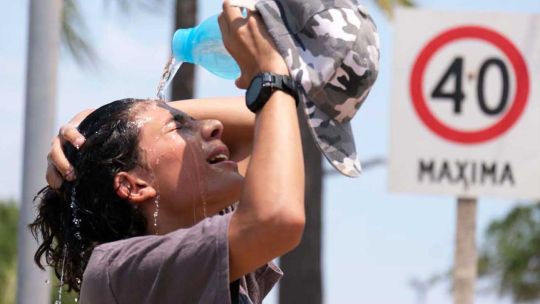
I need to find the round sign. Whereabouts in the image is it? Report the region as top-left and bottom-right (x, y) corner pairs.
(410, 25), (530, 144)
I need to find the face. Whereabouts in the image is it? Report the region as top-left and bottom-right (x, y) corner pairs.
(131, 101), (244, 224)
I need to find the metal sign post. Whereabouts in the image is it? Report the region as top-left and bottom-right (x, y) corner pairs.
(453, 197), (477, 304)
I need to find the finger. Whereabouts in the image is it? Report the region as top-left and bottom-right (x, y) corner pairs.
(59, 124), (85, 149)
(222, 0), (244, 25)
(218, 13), (229, 37)
(235, 76), (249, 90)
(46, 162), (64, 189)
(246, 7), (261, 18)
(49, 136), (76, 181)
(235, 78), (242, 89)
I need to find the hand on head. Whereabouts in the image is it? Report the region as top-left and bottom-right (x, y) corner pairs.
(218, 0), (289, 89)
(46, 109), (93, 189)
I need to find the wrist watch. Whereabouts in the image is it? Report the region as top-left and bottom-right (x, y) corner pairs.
(245, 72), (299, 113)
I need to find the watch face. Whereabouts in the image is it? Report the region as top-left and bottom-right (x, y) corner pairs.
(246, 76), (263, 106)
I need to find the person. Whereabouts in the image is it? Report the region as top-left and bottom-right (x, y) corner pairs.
(32, 2), (305, 303)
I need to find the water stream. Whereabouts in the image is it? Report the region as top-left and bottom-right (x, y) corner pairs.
(156, 56), (183, 101)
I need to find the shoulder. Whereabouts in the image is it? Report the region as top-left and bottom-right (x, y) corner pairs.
(95, 212), (232, 255)
(81, 213), (234, 303)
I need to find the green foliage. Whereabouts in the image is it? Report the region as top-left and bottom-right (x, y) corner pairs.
(478, 203), (540, 302)
(374, 0), (415, 18)
(49, 276), (79, 304)
(0, 201), (18, 304)
(0, 201), (80, 304)
(61, 0), (165, 67)
(62, 0), (98, 66)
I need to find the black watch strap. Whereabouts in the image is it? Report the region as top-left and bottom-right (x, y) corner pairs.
(245, 72), (299, 113)
(271, 74), (298, 104)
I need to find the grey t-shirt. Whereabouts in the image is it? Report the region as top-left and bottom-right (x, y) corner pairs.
(79, 212), (282, 304)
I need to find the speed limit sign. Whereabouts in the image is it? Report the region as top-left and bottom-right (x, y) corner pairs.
(389, 9), (540, 199)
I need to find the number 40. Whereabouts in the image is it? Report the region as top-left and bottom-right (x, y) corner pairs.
(431, 56), (510, 116)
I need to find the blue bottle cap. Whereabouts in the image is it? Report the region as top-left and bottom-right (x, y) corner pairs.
(172, 28), (194, 63)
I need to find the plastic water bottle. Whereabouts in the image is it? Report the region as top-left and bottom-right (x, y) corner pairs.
(172, 14), (241, 80)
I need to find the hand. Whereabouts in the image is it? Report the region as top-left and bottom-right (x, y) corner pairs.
(46, 109), (93, 189)
(218, 0), (289, 89)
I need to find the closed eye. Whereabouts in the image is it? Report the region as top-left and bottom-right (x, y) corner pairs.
(173, 113), (187, 124)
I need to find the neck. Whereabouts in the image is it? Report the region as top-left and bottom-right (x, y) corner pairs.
(142, 201), (235, 235)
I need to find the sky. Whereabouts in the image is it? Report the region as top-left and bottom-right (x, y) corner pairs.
(1, 0), (540, 303)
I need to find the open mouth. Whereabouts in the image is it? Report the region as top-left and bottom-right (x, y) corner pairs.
(206, 145), (231, 165)
(207, 153), (229, 164)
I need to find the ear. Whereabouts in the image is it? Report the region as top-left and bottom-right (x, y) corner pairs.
(114, 172), (157, 204)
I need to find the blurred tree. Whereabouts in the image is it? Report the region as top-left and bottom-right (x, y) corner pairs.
(1, 201), (81, 304)
(61, 0), (194, 99)
(61, 0), (97, 66)
(478, 203), (540, 302)
(375, 0), (414, 17)
(0, 201), (18, 304)
(61, 0), (166, 66)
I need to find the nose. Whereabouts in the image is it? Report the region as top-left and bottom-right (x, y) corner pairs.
(201, 119), (224, 141)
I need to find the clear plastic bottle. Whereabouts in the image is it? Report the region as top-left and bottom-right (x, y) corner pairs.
(172, 14), (241, 79)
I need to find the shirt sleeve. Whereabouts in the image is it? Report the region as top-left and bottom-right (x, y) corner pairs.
(81, 213), (233, 304)
(240, 261), (283, 304)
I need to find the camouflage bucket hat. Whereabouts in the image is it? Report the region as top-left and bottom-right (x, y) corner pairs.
(253, 0), (380, 177)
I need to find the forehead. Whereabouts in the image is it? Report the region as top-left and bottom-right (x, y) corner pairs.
(134, 101), (186, 123)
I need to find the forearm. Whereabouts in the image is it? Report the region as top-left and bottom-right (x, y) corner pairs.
(230, 91), (305, 273)
(240, 91), (304, 221)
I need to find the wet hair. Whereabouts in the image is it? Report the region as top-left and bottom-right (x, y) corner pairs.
(30, 98), (151, 292)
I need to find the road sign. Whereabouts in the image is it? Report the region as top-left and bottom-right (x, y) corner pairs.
(389, 9), (540, 199)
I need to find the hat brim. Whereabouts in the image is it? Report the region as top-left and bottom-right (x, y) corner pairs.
(298, 91), (362, 177)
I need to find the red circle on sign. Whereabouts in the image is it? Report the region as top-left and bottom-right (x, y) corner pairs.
(410, 25), (530, 144)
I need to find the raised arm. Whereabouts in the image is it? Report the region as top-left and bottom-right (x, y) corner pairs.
(218, 2), (305, 281)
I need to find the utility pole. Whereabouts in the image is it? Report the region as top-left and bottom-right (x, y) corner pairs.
(17, 0), (62, 302)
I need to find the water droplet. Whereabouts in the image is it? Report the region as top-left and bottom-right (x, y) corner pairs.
(76, 278), (82, 284)
(75, 298), (79, 303)
(45, 279), (50, 285)
(73, 218), (82, 226)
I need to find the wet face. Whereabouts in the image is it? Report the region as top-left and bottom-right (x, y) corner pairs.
(132, 101), (244, 224)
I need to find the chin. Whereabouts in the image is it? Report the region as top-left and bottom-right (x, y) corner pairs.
(207, 173), (244, 208)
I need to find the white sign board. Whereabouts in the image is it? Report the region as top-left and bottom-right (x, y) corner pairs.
(389, 9), (540, 199)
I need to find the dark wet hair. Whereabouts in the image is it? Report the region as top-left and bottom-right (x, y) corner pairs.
(30, 98), (151, 292)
